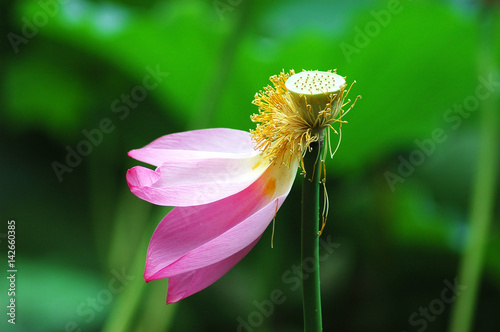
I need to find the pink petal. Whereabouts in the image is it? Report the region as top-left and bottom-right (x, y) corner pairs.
(127, 153), (269, 206)
(129, 128), (256, 167)
(144, 160), (298, 286)
(146, 194), (288, 281)
(165, 238), (259, 304)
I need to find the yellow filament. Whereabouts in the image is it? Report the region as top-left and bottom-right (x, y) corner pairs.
(251, 69), (360, 237)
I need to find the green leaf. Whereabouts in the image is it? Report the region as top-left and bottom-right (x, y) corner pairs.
(18, 0), (232, 125)
(0, 259), (106, 332)
(4, 56), (90, 138)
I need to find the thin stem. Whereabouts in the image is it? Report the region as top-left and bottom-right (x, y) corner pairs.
(101, 243), (147, 332)
(101, 205), (151, 332)
(448, 5), (499, 332)
(301, 141), (324, 332)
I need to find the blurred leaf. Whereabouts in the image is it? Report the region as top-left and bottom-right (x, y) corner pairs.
(0, 259), (105, 332)
(212, 0), (479, 174)
(388, 182), (465, 250)
(3, 56), (90, 138)
(387, 182), (500, 287)
(18, 0), (232, 125)
(335, 1), (478, 171)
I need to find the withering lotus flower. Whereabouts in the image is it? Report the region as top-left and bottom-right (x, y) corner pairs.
(127, 70), (357, 303)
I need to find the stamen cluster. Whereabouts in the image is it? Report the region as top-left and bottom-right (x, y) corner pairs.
(251, 69), (356, 170)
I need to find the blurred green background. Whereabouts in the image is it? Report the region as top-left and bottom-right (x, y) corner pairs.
(1, 0), (499, 331)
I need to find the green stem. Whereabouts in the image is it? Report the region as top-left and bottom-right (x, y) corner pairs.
(301, 141), (323, 332)
(448, 6), (499, 332)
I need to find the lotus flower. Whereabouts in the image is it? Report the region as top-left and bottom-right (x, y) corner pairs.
(127, 70), (356, 303)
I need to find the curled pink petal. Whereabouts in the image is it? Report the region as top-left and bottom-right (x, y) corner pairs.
(127, 153), (269, 206)
(144, 160), (298, 301)
(129, 128), (256, 167)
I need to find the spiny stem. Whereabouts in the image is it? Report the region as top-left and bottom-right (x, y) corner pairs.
(301, 141), (323, 332)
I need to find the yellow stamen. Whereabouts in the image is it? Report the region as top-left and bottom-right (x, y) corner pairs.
(251, 69), (359, 235)
(251, 70), (357, 170)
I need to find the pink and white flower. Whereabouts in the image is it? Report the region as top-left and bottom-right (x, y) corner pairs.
(127, 70), (356, 303)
